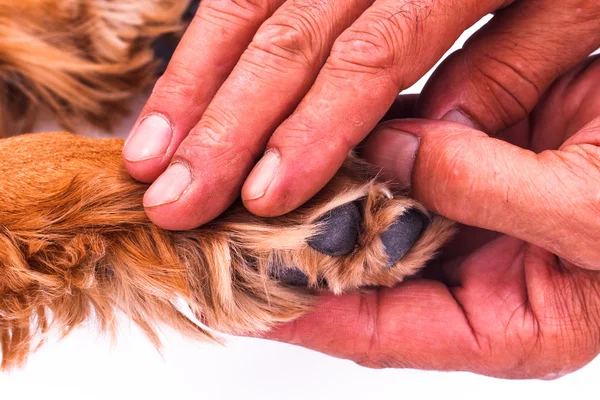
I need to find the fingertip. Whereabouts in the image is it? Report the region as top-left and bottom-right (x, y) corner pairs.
(242, 171), (320, 218)
(242, 195), (291, 218)
(141, 163), (199, 230)
(241, 150), (281, 202)
(144, 205), (192, 231)
(123, 157), (169, 183)
(122, 113), (175, 182)
(144, 196), (211, 231)
(242, 152), (301, 217)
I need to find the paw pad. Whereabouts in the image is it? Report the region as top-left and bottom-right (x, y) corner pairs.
(272, 266), (310, 286)
(380, 208), (429, 268)
(307, 202), (361, 256)
(269, 194), (435, 289)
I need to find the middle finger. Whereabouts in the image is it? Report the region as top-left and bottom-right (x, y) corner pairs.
(144, 0), (374, 229)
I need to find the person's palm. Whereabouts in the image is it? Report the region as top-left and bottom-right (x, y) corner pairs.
(261, 57), (600, 379)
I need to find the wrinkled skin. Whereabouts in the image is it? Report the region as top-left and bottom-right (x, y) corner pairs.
(122, 0), (600, 230)
(258, 57), (600, 380)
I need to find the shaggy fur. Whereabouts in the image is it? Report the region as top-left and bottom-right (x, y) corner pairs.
(0, 0), (188, 137)
(0, 132), (454, 369)
(0, 0), (455, 370)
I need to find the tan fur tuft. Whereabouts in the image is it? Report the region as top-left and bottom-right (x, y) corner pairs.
(0, 0), (188, 137)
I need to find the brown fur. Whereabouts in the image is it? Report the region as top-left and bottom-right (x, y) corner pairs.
(0, 0), (455, 370)
(0, 132), (454, 369)
(0, 0), (188, 137)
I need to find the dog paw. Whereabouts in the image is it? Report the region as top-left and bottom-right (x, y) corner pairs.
(265, 180), (455, 294)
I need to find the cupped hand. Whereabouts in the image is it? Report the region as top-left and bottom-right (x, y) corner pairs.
(257, 56), (600, 379)
(122, 0), (599, 230)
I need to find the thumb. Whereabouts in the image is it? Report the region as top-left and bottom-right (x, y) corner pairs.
(361, 118), (600, 269)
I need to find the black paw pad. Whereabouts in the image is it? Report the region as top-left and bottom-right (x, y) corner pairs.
(308, 202), (361, 256)
(380, 208), (429, 268)
(269, 263), (310, 286)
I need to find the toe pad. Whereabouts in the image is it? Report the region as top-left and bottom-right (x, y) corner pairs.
(380, 208), (429, 268)
(307, 202), (361, 256)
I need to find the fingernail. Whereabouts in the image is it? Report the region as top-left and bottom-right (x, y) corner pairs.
(144, 163), (192, 207)
(441, 109), (477, 129)
(243, 150), (280, 201)
(364, 128), (420, 189)
(124, 114), (173, 162)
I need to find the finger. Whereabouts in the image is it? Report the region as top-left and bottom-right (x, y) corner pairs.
(242, 0), (506, 217)
(260, 284), (481, 371)
(418, 0), (600, 133)
(361, 117), (600, 269)
(262, 236), (600, 378)
(123, 0), (283, 182)
(436, 57), (600, 265)
(263, 240), (503, 373)
(143, 0), (374, 229)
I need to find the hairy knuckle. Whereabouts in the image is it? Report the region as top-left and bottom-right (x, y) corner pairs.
(328, 24), (397, 77)
(327, 1), (433, 80)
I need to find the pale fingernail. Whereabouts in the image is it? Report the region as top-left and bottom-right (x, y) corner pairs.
(363, 128), (420, 189)
(441, 109), (477, 129)
(144, 163), (191, 207)
(124, 114), (173, 162)
(243, 150), (280, 201)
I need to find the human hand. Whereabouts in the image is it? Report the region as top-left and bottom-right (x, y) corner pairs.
(122, 0), (599, 230)
(257, 56), (600, 379)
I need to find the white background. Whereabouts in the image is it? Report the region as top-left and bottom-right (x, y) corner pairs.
(2, 16), (600, 399)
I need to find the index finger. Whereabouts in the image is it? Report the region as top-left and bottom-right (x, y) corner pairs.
(242, 0), (508, 216)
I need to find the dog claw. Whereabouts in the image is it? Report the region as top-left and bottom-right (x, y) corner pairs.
(308, 202), (361, 256)
(380, 208), (429, 268)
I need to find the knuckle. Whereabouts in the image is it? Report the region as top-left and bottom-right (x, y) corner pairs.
(152, 70), (194, 101)
(179, 108), (255, 165)
(328, 24), (397, 77)
(327, 1), (432, 79)
(275, 119), (352, 160)
(198, 0), (272, 27)
(196, 108), (239, 147)
(152, 64), (208, 109)
(248, 17), (321, 69)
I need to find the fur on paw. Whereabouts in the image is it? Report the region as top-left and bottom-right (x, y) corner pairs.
(0, 133), (455, 368)
(249, 165), (455, 293)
